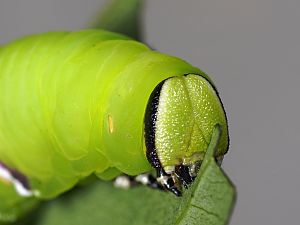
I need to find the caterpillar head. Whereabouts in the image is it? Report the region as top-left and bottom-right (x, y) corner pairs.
(144, 74), (229, 196)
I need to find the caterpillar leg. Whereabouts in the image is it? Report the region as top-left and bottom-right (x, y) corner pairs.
(154, 165), (197, 197)
(114, 173), (164, 191)
(113, 166), (194, 197)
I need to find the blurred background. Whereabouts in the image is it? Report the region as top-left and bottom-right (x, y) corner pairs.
(0, 0), (299, 224)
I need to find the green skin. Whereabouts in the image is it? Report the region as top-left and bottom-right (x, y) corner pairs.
(0, 30), (228, 222)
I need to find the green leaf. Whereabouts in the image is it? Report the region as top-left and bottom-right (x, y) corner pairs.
(174, 125), (236, 225)
(18, 125), (235, 225)
(91, 0), (143, 40)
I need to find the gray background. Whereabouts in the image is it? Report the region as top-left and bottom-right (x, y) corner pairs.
(0, 0), (299, 224)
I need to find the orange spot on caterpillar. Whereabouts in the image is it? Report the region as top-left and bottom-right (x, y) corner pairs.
(108, 115), (114, 133)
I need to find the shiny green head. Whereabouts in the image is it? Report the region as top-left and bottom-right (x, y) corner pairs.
(144, 74), (228, 196)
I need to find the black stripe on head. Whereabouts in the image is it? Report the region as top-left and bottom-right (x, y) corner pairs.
(144, 79), (167, 169)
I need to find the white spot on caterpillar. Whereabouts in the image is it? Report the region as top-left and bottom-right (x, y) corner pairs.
(0, 166), (12, 184)
(0, 165), (33, 197)
(114, 176), (131, 189)
(135, 174), (150, 185)
(108, 115), (114, 134)
(14, 180), (33, 197)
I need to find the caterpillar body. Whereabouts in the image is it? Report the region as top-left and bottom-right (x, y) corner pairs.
(0, 29), (228, 221)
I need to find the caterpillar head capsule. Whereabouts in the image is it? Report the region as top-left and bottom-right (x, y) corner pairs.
(144, 74), (229, 196)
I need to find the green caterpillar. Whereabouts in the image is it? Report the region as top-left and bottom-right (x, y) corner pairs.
(0, 29), (228, 222)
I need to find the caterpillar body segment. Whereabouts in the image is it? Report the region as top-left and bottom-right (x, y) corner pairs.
(0, 30), (228, 221)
